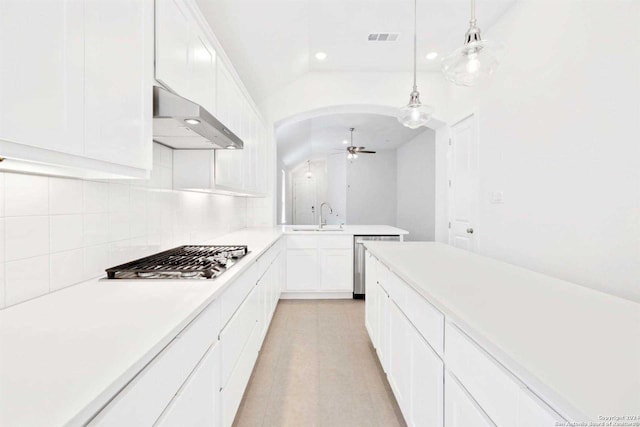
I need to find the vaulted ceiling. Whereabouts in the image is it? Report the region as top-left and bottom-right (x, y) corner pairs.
(196, 0), (516, 103)
(276, 113), (428, 167)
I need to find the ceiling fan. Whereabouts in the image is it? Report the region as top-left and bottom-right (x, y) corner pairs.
(343, 127), (376, 160)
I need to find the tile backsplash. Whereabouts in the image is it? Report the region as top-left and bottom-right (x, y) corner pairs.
(0, 143), (262, 309)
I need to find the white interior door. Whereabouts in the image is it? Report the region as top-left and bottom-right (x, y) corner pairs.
(449, 115), (479, 252)
(293, 177), (317, 224)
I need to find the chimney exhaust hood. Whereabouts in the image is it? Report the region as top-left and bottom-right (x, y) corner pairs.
(152, 86), (243, 150)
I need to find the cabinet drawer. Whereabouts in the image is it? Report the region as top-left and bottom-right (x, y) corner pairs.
(445, 322), (522, 426)
(221, 262), (258, 327)
(220, 287), (259, 388)
(403, 284), (444, 355)
(90, 299), (221, 426)
(155, 342), (221, 427)
(381, 267), (444, 355)
(257, 243), (280, 278)
(445, 371), (495, 427)
(286, 235), (317, 249)
(317, 235), (352, 249)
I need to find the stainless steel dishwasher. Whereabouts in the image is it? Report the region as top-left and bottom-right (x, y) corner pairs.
(353, 235), (401, 299)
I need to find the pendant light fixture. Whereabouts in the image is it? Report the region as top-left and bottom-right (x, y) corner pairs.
(398, 0), (434, 129)
(305, 160), (313, 179)
(441, 0), (504, 86)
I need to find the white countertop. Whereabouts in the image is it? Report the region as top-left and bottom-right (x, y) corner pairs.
(280, 224), (408, 235)
(0, 227), (283, 427)
(363, 241), (640, 421)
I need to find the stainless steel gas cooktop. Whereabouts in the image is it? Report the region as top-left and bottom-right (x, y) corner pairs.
(105, 245), (248, 280)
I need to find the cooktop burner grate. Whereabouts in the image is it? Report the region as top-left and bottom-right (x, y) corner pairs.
(105, 245), (248, 280)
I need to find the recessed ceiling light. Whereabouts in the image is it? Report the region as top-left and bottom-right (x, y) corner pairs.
(426, 52), (438, 60)
(342, 139), (349, 145)
(184, 118), (200, 125)
(315, 51), (327, 61)
(226, 145), (237, 150)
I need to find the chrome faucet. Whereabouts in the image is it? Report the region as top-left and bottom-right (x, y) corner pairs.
(319, 202), (333, 228)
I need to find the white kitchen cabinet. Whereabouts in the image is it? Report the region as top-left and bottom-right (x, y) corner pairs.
(388, 301), (412, 413)
(0, 0), (84, 155)
(0, 0), (152, 178)
(155, 0), (190, 96)
(445, 371), (495, 427)
(284, 235), (354, 296)
(377, 283), (390, 373)
(187, 29), (217, 114)
(84, 0), (153, 170)
(214, 62), (243, 191)
(364, 252), (378, 342)
(91, 299), (221, 426)
(285, 249), (319, 291)
(155, 0), (216, 113)
(155, 343), (221, 427)
(410, 326), (444, 427)
(319, 248), (353, 291)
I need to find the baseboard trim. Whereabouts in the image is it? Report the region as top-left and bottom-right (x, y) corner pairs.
(280, 292), (353, 300)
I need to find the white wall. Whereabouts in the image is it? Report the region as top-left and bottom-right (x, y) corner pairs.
(326, 154), (347, 224)
(0, 143), (249, 309)
(260, 71), (447, 126)
(347, 150), (397, 226)
(397, 130), (436, 241)
(444, 0), (640, 302)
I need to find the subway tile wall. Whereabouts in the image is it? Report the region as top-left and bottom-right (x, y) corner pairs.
(0, 143), (253, 309)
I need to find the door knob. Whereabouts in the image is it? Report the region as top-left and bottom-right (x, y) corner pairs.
(466, 228), (474, 234)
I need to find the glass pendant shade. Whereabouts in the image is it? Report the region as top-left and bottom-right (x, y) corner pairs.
(398, 91), (434, 129)
(398, 0), (434, 129)
(441, 0), (504, 87)
(441, 39), (503, 86)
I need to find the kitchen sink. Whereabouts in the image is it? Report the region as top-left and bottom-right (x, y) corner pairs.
(291, 226), (344, 232)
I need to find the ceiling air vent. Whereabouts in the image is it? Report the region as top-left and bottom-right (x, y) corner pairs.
(368, 33), (399, 42)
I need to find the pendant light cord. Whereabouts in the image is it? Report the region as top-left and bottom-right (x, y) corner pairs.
(412, 0), (417, 91)
(470, 0), (476, 24)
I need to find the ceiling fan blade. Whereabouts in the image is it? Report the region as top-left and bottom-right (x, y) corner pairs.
(359, 150), (377, 154)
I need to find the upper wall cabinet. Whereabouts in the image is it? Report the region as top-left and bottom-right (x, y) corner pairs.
(160, 0), (268, 196)
(155, 0), (217, 114)
(0, 0), (153, 179)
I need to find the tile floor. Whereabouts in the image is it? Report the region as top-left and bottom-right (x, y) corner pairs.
(233, 300), (407, 427)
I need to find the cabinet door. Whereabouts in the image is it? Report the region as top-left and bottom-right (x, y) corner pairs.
(319, 248), (353, 291)
(214, 62), (244, 190)
(377, 285), (390, 373)
(388, 301), (412, 414)
(155, 0), (190, 96)
(410, 328), (444, 427)
(445, 372), (495, 427)
(285, 249), (318, 291)
(84, 0), (152, 169)
(242, 109), (257, 193)
(365, 253), (378, 344)
(155, 343), (221, 427)
(0, 0), (84, 155)
(188, 29), (216, 113)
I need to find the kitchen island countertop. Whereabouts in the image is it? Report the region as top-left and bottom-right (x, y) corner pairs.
(363, 241), (640, 422)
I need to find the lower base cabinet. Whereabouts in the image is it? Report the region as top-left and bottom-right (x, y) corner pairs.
(388, 300), (444, 427)
(156, 343), (222, 427)
(90, 243), (283, 427)
(365, 251), (566, 427)
(284, 235), (353, 295)
(445, 371), (494, 427)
